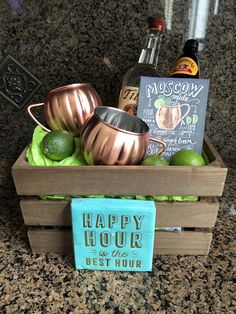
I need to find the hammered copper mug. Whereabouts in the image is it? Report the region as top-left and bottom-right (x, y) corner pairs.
(28, 83), (102, 135)
(81, 106), (166, 165)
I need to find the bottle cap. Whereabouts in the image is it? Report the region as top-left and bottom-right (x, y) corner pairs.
(148, 17), (165, 32)
(184, 39), (199, 52)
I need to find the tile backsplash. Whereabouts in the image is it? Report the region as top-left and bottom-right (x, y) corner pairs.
(0, 0), (235, 165)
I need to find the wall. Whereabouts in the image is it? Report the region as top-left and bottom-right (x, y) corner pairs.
(0, 0), (235, 194)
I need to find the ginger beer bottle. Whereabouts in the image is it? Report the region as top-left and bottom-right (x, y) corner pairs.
(169, 39), (200, 78)
(118, 17), (165, 115)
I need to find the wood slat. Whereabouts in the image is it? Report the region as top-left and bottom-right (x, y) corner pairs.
(21, 197), (219, 228)
(28, 229), (73, 255)
(153, 231), (212, 255)
(203, 134), (226, 167)
(12, 160), (227, 197)
(27, 229), (212, 255)
(12, 136), (227, 196)
(156, 197), (218, 228)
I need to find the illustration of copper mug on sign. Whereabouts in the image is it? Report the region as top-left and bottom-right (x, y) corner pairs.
(155, 97), (190, 130)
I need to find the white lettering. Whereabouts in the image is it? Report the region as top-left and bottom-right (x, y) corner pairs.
(188, 83), (204, 97)
(145, 81), (203, 98)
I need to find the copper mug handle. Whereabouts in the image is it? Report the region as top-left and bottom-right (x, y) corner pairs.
(27, 103), (51, 132)
(150, 137), (167, 155)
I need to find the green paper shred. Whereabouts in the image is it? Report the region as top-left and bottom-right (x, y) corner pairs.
(135, 195), (147, 200)
(171, 196), (199, 201)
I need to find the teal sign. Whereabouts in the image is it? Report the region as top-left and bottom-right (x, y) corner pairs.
(71, 198), (156, 272)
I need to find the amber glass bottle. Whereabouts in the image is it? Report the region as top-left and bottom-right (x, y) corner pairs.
(169, 39), (200, 78)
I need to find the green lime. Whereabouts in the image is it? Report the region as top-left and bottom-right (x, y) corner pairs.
(141, 155), (169, 166)
(154, 98), (165, 109)
(192, 114), (198, 124)
(170, 149), (206, 166)
(41, 130), (75, 161)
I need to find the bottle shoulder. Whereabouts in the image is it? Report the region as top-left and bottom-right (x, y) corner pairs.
(122, 64), (159, 86)
(177, 52), (198, 63)
(169, 52), (200, 78)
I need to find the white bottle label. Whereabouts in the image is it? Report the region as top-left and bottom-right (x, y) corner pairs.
(118, 86), (139, 115)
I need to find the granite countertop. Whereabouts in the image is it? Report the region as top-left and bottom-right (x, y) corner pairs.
(0, 0), (235, 312)
(0, 161), (235, 313)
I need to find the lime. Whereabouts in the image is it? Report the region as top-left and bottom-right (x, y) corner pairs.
(141, 155), (169, 166)
(41, 130), (75, 161)
(170, 149), (206, 166)
(154, 98), (165, 109)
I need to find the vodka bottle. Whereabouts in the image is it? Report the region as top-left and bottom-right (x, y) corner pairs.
(118, 17), (165, 115)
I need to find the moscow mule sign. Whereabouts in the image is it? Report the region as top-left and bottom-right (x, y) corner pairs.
(71, 198), (156, 271)
(137, 77), (209, 160)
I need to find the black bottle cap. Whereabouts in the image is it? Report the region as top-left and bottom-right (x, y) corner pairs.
(184, 39), (199, 52)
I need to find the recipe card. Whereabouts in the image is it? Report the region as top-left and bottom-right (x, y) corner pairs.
(137, 77), (209, 160)
(71, 198), (156, 272)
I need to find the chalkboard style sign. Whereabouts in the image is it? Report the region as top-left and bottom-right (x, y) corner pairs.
(71, 198), (156, 272)
(137, 77), (209, 160)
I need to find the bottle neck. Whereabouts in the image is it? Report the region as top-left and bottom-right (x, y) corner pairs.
(183, 48), (198, 56)
(138, 28), (163, 67)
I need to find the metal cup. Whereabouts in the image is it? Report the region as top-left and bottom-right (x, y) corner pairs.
(27, 83), (102, 135)
(81, 106), (166, 165)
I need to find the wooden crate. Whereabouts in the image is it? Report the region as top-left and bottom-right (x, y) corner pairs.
(12, 135), (227, 255)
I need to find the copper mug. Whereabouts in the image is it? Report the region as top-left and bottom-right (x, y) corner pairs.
(81, 106), (166, 165)
(28, 83), (102, 135)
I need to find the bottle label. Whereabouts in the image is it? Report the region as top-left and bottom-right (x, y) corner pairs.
(118, 86), (139, 115)
(170, 57), (198, 76)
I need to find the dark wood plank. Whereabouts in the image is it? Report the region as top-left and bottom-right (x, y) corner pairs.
(27, 229), (212, 255)
(12, 164), (227, 196)
(12, 137), (227, 196)
(21, 197), (219, 228)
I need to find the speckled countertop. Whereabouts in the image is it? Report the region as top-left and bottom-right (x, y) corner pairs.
(0, 162), (235, 313)
(0, 0), (235, 312)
